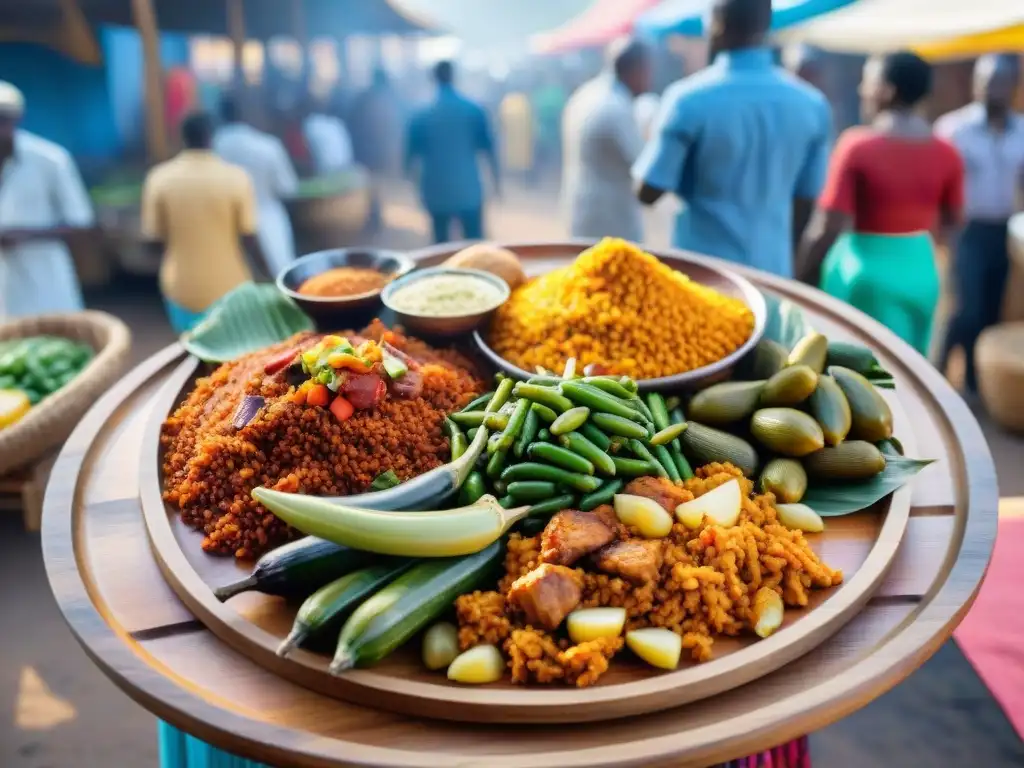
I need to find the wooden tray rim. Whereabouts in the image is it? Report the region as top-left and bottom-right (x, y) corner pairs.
(41, 242), (999, 766)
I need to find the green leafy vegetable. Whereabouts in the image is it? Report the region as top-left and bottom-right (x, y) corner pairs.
(803, 456), (932, 517)
(370, 470), (401, 491)
(182, 283), (315, 363)
(761, 292), (895, 382)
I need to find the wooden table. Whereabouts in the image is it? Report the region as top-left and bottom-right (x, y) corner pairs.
(41, 247), (998, 768)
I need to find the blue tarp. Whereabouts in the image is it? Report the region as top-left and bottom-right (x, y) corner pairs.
(635, 0), (858, 38)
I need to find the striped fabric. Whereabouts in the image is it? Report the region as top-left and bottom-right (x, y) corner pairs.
(159, 721), (809, 768)
(714, 737), (812, 768)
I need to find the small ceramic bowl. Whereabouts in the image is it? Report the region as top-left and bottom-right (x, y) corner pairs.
(381, 267), (511, 337)
(276, 248), (415, 322)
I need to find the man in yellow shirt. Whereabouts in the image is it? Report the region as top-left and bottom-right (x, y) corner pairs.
(141, 112), (266, 334)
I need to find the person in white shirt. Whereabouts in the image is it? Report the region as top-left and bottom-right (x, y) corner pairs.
(935, 54), (1024, 392)
(562, 39), (652, 242)
(634, 92), (660, 143)
(0, 82), (94, 318)
(302, 95), (354, 175)
(213, 94), (299, 276)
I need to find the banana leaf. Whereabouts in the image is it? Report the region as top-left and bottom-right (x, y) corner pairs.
(802, 455), (933, 517)
(370, 470), (401, 491)
(182, 282), (315, 363)
(761, 292), (895, 382)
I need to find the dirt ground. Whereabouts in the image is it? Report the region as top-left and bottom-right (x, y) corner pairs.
(1, 181), (1022, 767)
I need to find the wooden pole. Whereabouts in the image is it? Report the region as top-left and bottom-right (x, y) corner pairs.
(291, 0), (310, 97)
(227, 0), (246, 92)
(131, 0), (168, 162)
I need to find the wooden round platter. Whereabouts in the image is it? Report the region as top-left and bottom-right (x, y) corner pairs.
(137, 244), (912, 724)
(42, 242), (997, 767)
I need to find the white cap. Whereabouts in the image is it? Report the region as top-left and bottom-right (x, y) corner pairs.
(0, 82), (25, 117)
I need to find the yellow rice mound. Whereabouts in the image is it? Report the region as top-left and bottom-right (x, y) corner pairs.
(455, 463), (842, 687)
(487, 238), (755, 379)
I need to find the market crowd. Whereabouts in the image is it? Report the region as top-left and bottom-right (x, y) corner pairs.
(0, 0), (1021, 401)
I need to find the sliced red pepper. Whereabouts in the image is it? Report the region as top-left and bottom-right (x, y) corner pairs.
(264, 348), (299, 375)
(306, 383), (331, 408)
(329, 395), (355, 421)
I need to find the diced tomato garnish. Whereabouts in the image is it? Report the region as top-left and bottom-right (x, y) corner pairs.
(306, 384), (331, 408)
(329, 395), (355, 421)
(343, 372), (387, 409)
(264, 348), (298, 375)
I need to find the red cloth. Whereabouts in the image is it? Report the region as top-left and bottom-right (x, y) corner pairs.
(955, 516), (1024, 739)
(165, 68), (196, 133)
(818, 127), (964, 234)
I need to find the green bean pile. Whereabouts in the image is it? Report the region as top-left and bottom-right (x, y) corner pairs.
(445, 363), (693, 515)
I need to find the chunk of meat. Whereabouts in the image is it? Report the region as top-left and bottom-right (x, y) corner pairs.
(592, 540), (664, 585)
(624, 476), (691, 513)
(540, 509), (616, 566)
(507, 564), (582, 630)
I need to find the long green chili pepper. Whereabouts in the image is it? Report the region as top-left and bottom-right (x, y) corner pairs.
(651, 443), (681, 482)
(499, 462), (602, 492)
(645, 393), (671, 432)
(526, 375), (564, 387)
(579, 478), (625, 511)
(580, 376), (634, 399)
(558, 432), (616, 476)
(483, 412), (510, 431)
(458, 472), (487, 505)
(525, 493), (577, 518)
(530, 402), (558, 423)
(667, 403), (694, 479)
(580, 422), (612, 450)
(526, 442), (595, 475)
(591, 412), (650, 439)
(460, 392), (494, 413)
(630, 396), (655, 423)
(497, 398), (531, 452)
(507, 480), (559, 502)
(551, 406), (590, 435)
(610, 457), (657, 477)
(560, 380), (643, 421)
(627, 439), (669, 479)
(650, 422), (688, 446)
(514, 408), (541, 459)
(450, 410), (486, 428)
(450, 433), (468, 460)
(486, 447), (509, 479)
(512, 382), (574, 413)
(486, 378), (514, 413)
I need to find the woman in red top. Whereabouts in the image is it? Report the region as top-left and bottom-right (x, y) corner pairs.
(797, 52), (964, 355)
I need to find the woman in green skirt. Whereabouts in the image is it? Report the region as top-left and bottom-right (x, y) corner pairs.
(796, 52), (964, 355)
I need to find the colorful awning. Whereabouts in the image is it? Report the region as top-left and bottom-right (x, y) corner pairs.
(635, 0), (858, 38)
(775, 0), (1024, 54)
(385, 0), (594, 49)
(914, 24), (1024, 61)
(531, 0), (662, 54)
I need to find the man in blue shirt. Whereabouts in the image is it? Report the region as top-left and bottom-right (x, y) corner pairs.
(405, 60), (501, 243)
(633, 0), (832, 277)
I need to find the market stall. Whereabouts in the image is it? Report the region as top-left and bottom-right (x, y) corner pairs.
(42, 241), (995, 768)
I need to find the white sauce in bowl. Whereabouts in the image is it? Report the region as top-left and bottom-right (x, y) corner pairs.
(388, 273), (506, 317)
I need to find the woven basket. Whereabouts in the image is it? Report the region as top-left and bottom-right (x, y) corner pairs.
(977, 322), (1024, 433)
(0, 311), (131, 473)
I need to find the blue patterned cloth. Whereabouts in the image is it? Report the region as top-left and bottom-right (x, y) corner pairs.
(158, 722), (270, 768)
